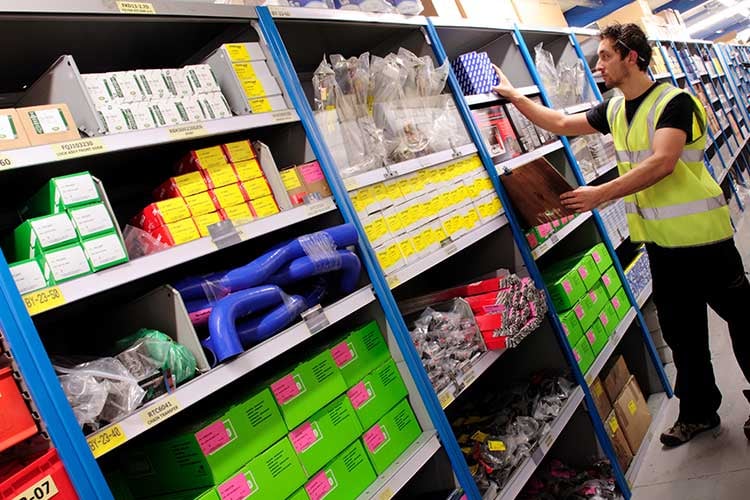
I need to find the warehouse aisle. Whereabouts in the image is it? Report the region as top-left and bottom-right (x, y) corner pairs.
(631, 203), (750, 500)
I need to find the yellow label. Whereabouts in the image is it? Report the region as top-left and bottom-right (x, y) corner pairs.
(184, 192), (218, 217)
(364, 217), (387, 243)
(242, 177), (272, 200)
(23, 286), (65, 316)
(223, 203), (254, 222)
(471, 430), (488, 443)
(372, 183), (390, 203)
(195, 146), (227, 167)
(224, 140), (255, 162)
(240, 78), (267, 99)
(116, 1), (155, 14)
(205, 164), (238, 189)
(628, 399), (638, 415)
(464, 208), (480, 230)
(385, 243), (402, 269)
(174, 171), (207, 197)
(398, 239), (415, 260)
(168, 123), (209, 140)
(377, 488), (394, 500)
(413, 228), (434, 252)
(87, 424), (126, 458)
(232, 62), (258, 81)
(213, 184), (246, 208)
(251, 195), (280, 217)
(386, 274), (400, 289)
(156, 197), (191, 223)
(487, 440), (507, 452)
(12, 474), (58, 500)
(166, 219), (201, 245)
(384, 211), (404, 234)
(0, 154), (13, 170)
(233, 159), (263, 181)
(355, 187), (377, 213)
(194, 212), (223, 237)
(592, 381), (604, 398)
(384, 181), (403, 201)
(52, 138), (105, 160)
(433, 225), (448, 242)
(225, 44), (251, 62)
(140, 395), (181, 427)
(397, 177), (415, 198)
(439, 391), (455, 409)
(249, 97), (273, 114)
(376, 247), (390, 270)
(344, 177), (360, 191)
(280, 169), (303, 190)
(608, 416), (620, 434)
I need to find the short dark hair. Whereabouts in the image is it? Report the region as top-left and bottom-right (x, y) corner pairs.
(601, 23), (651, 71)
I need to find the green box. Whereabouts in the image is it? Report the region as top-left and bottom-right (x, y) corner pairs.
(42, 242), (92, 283)
(8, 213), (78, 261)
(9, 257), (53, 295)
(290, 394), (363, 477)
(271, 350), (348, 430)
(587, 242), (613, 274)
(600, 266), (622, 298)
(214, 438), (306, 500)
(288, 489), (310, 500)
(612, 287), (630, 321)
(330, 321), (390, 388)
(584, 319), (608, 356)
(558, 309), (584, 349)
(598, 302), (619, 337)
(81, 231), (129, 272)
(573, 335), (595, 374)
(546, 253), (601, 291)
(68, 202), (116, 238)
(544, 266), (586, 311)
(196, 490), (220, 500)
(362, 398), (421, 475)
(21, 171), (101, 218)
(123, 387), (287, 496)
(581, 283), (609, 329)
(301, 441), (377, 500)
(350, 359), (408, 430)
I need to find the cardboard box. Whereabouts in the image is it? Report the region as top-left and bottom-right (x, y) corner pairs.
(612, 287), (630, 321)
(281, 167), (307, 206)
(600, 266), (622, 298)
(212, 184), (247, 209)
(150, 218), (202, 246)
(16, 104), (80, 146)
(0, 109), (30, 150)
(298, 161), (332, 199)
(248, 95), (288, 114)
(613, 375), (652, 453)
(221, 202), (255, 223)
(249, 195), (280, 218)
(595, 0), (654, 34)
(8, 213), (78, 260)
(233, 61), (282, 98)
(301, 441), (377, 500)
(573, 335), (595, 374)
(330, 321), (390, 388)
(194, 212), (224, 238)
(202, 164), (241, 191)
(219, 42), (267, 63)
(222, 140), (256, 163)
(153, 172), (209, 200)
(585, 319), (608, 356)
(214, 438), (306, 500)
(184, 192), (221, 217)
(9, 258), (52, 295)
(558, 309), (584, 348)
(68, 203), (116, 239)
(43, 243), (92, 283)
(176, 146), (231, 174)
(461, 0), (518, 23)
(512, 0), (567, 27)
(603, 355), (631, 402)
(361, 398), (421, 474)
(232, 159), (264, 183)
(22, 172), (100, 218)
(270, 350), (348, 431)
(134, 198), (192, 232)
(241, 177), (273, 201)
(598, 302), (619, 337)
(421, 0), (465, 18)
(348, 359), (408, 430)
(81, 231), (128, 272)
(580, 283), (609, 331)
(605, 410), (634, 471)
(289, 395), (363, 477)
(544, 266), (586, 311)
(590, 377), (612, 420)
(587, 243), (613, 274)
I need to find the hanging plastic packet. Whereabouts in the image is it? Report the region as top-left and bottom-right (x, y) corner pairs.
(534, 42), (562, 108)
(313, 57), (337, 111)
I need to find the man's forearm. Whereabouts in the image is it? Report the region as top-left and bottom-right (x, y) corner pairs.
(509, 93), (568, 135)
(599, 154), (675, 203)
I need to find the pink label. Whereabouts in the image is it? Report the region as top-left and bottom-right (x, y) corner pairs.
(299, 163), (325, 183)
(574, 349), (582, 362)
(363, 424), (387, 453)
(579, 266), (588, 280)
(483, 304), (506, 314)
(587, 331), (596, 344)
(613, 298), (620, 309)
(331, 341), (353, 368)
(196, 420), (231, 456)
(538, 223), (553, 237)
(348, 382), (372, 410)
(271, 374), (301, 405)
(529, 302), (537, 318)
(593, 251), (601, 263)
(603, 275), (611, 287)
(562, 280), (573, 293)
(290, 422), (319, 453)
(305, 470), (334, 500)
(189, 308), (212, 326)
(562, 324), (569, 336)
(601, 313), (609, 326)
(527, 233), (538, 248)
(575, 305), (585, 319)
(218, 473), (251, 500)
(590, 291), (598, 303)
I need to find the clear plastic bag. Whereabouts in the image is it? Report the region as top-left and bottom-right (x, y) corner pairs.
(115, 329), (197, 386)
(123, 225), (169, 258)
(387, 0), (423, 15)
(313, 58), (337, 111)
(534, 43), (561, 108)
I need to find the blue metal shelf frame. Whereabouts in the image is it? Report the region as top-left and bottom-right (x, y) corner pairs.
(256, 8), (482, 499)
(715, 44), (750, 177)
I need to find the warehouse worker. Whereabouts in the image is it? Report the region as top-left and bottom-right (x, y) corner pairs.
(492, 22), (750, 447)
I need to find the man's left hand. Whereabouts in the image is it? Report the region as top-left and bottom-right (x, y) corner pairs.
(560, 185), (606, 213)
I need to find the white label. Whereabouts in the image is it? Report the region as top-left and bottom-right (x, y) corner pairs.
(154, 100), (183, 126)
(10, 261), (46, 295)
(82, 233), (126, 268)
(57, 174), (99, 206)
(30, 213), (77, 248)
(0, 115), (18, 140)
(46, 245), (90, 281)
(29, 108), (68, 135)
(69, 203), (114, 236)
(12, 473), (58, 500)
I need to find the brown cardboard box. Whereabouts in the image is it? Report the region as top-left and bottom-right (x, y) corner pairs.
(0, 109), (30, 151)
(596, 0), (652, 27)
(603, 355), (631, 402)
(279, 167), (307, 207)
(297, 161), (332, 199)
(16, 104), (80, 146)
(605, 410), (634, 471)
(613, 375), (652, 453)
(590, 377), (612, 420)
(512, 0), (568, 28)
(421, 0), (466, 17)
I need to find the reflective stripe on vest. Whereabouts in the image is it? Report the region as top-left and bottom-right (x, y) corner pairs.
(615, 148), (704, 164)
(624, 194), (726, 220)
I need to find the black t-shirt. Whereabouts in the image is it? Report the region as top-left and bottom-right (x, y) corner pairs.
(586, 83), (697, 143)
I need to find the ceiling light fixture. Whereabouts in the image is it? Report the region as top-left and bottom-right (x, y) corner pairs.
(687, 0), (750, 34)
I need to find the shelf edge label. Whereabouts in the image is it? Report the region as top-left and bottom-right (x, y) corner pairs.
(268, 5), (292, 17)
(140, 395), (181, 428)
(0, 154), (13, 170)
(12, 474), (58, 500)
(52, 138), (105, 160)
(116, 1), (156, 14)
(87, 424), (126, 458)
(23, 286), (65, 316)
(168, 123), (208, 140)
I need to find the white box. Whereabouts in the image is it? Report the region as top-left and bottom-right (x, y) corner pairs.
(45, 245), (90, 282)
(220, 42), (266, 62)
(96, 105), (133, 134)
(135, 69), (171, 100)
(198, 92), (232, 120)
(68, 203), (115, 237)
(129, 102), (157, 130)
(248, 94), (288, 114)
(233, 61), (282, 98)
(107, 72), (145, 103)
(9, 260), (48, 295)
(83, 74), (115, 106)
(162, 68), (193, 98)
(184, 64), (221, 94)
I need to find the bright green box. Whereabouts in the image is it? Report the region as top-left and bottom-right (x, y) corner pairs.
(600, 266), (622, 298)
(558, 309), (584, 349)
(612, 287), (630, 321)
(547, 253), (601, 291)
(21, 171), (101, 218)
(362, 398), (421, 475)
(330, 321), (390, 388)
(196, 490), (220, 500)
(290, 394), (363, 477)
(271, 350), (348, 430)
(288, 489), (310, 500)
(81, 231), (129, 272)
(301, 441), (377, 500)
(581, 283), (609, 330)
(350, 358), (408, 430)
(124, 387), (287, 496)
(544, 266), (586, 311)
(215, 438), (306, 500)
(9, 257), (53, 295)
(573, 335), (595, 374)
(68, 202), (116, 238)
(8, 213), (78, 261)
(598, 302), (619, 337)
(586, 242), (613, 274)
(42, 242), (92, 283)
(584, 319), (608, 356)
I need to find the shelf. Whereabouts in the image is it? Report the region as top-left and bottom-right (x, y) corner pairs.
(85, 284), (377, 459)
(358, 432), (442, 500)
(0, 110), (300, 172)
(494, 140), (564, 174)
(266, 5), (424, 25)
(674, 72), (687, 79)
(728, 135), (749, 166)
(464, 85), (539, 107)
(563, 101), (596, 114)
(584, 308), (637, 386)
(653, 72), (672, 80)
(610, 228), (629, 250)
(493, 387), (585, 500)
(717, 166), (730, 184)
(437, 350), (505, 409)
(625, 392), (669, 485)
(387, 214), (509, 289)
(22, 199), (337, 316)
(636, 281), (653, 308)
(585, 160), (617, 183)
(0, 0), (255, 18)
(531, 212), (593, 260)
(343, 143), (478, 191)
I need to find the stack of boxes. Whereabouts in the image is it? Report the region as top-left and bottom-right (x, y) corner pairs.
(119, 321), (421, 500)
(131, 141), (281, 247)
(6, 172), (128, 294)
(525, 213), (578, 250)
(279, 161), (333, 206)
(547, 243), (631, 374)
(624, 246), (651, 299)
(599, 199), (629, 245)
(452, 51), (500, 96)
(350, 155), (503, 275)
(649, 47), (668, 75)
(0, 105), (80, 149)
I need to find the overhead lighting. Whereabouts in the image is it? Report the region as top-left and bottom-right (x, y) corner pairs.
(688, 0), (750, 34)
(717, 29), (724, 33)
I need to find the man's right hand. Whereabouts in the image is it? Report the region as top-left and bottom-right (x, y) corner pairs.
(492, 64), (519, 100)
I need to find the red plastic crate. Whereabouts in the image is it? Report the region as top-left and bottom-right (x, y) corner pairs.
(0, 448), (78, 499)
(0, 367), (37, 453)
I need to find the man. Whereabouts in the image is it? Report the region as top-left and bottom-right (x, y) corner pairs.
(492, 22), (750, 447)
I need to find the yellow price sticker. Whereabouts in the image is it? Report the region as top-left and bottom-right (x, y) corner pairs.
(608, 416), (620, 434)
(12, 474), (58, 500)
(87, 424), (127, 458)
(628, 399), (638, 415)
(140, 395), (181, 427)
(116, 1), (156, 14)
(249, 98), (273, 114)
(439, 390), (455, 409)
(386, 274), (400, 289)
(377, 488), (394, 500)
(487, 440), (507, 452)
(23, 286), (65, 316)
(168, 123), (208, 140)
(471, 430), (489, 443)
(52, 138), (105, 160)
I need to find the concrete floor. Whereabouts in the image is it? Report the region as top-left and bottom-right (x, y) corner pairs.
(631, 196), (750, 500)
